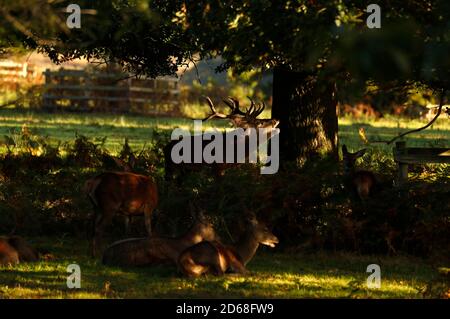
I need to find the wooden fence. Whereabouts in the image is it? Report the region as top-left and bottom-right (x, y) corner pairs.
(393, 141), (450, 185)
(0, 61), (41, 89)
(42, 68), (180, 113)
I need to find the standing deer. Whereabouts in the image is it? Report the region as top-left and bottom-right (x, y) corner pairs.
(342, 145), (377, 200)
(177, 215), (279, 277)
(102, 212), (218, 267)
(0, 236), (40, 266)
(85, 171), (158, 257)
(164, 97), (279, 180)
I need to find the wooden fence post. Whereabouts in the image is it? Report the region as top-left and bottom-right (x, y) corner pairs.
(43, 68), (51, 110)
(395, 141), (408, 186)
(21, 62), (28, 78)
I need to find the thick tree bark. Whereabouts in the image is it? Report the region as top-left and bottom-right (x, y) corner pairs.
(272, 67), (338, 162)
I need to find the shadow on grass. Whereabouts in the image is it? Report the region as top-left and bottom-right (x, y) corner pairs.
(0, 249), (436, 298)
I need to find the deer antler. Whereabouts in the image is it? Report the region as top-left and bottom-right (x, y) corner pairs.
(246, 97), (265, 118)
(202, 96), (229, 121)
(223, 97), (246, 116)
(202, 96), (273, 129)
(223, 96), (265, 119)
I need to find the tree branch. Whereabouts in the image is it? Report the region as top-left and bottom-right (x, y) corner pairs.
(386, 89), (447, 145)
(0, 97), (22, 108)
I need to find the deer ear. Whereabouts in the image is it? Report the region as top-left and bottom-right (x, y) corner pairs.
(355, 148), (367, 158)
(113, 157), (131, 171)
(245, 211), (258, 225)
(128, 153), (136, 169)
(196, 210), (206, 221)
(189, 202), (205, 221)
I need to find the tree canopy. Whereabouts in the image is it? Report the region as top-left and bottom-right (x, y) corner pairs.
(182, 1), (450, 93)
(3, 1), (449, 90)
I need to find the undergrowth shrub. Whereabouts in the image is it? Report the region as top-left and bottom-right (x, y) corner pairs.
(0, 126), (447, 260)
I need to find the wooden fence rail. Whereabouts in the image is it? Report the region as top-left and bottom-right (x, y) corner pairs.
(42, 68), (180, 113)
(0, 61), (41, 90)
(0, 61), (38, 78)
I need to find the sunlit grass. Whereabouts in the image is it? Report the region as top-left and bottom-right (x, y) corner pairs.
(0, 109), (232, 154)
(0, 109), (447, 180)
(0, 238), (442, 299)
(339, 115), (449, 148)
(0, 109), (448, 156)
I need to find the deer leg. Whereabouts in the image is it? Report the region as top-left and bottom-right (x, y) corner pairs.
(143, 205), (153, 237)
(185, 264), (209, 278)
(91, 214), (102, 257)
(178, 253), (208, 278)
(91, 198), (123, 257)
(164, 161), (174, 182)
(213, 264), (225, 276)
(124, 215), (131, 235)
(87, 192), (102, 257)
(228, 258), (248, 274)
(88, 219), (96, 257)
(92, 213), (114, 258)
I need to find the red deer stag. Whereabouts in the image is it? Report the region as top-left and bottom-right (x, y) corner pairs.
(164, 97), (280, 180)
(342, 145), (378, 200)
(102, 212), (218, 267)
(0, 236), (40, 266)
(85, 171), (158, 257)
(177, 215), (278, 277)
(205, 96), (279, 130)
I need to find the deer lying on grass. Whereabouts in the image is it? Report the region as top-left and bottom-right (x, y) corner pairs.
(0, 236), (39, 266)
(84, 170), (158, 257)
(102, 212), (218, 267)
(177, 215), (278, 277)
(164, 97), (280, 180)
(342, 145), (378, 200)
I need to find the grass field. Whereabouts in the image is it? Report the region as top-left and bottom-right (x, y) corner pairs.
(0, 108), (448, 299)
(0, 109), (448, 154)
(0, 237), (442, 298)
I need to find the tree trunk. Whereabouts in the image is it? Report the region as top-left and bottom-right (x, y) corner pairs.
(272, 67), (338, 162)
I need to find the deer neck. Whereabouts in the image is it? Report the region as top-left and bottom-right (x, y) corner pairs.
(344, 164), (355, 177)
(178, 225), (204, 249)
(233, 232), (260, 266)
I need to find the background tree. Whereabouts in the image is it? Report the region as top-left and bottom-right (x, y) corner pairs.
(181, 1), (450, 161)
(0, 0), (64, 57)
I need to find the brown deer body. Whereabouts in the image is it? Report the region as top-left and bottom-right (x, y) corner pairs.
(178, 216), (278, 277)
(102, 214), (217, 267)
(85, 171), (158, 257)
(0, 236), (39, 266)
(342, 145), (377, 200)
(164, 133), (257, 179)
(164, 97), (279, 180)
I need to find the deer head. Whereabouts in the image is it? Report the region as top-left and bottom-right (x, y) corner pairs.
(202, 96), (279, 130)
(342, 145), (366, 174)
(187, 203), (219, 242)
(111, 153), (136, 172)
(247, 214), (279, 248)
